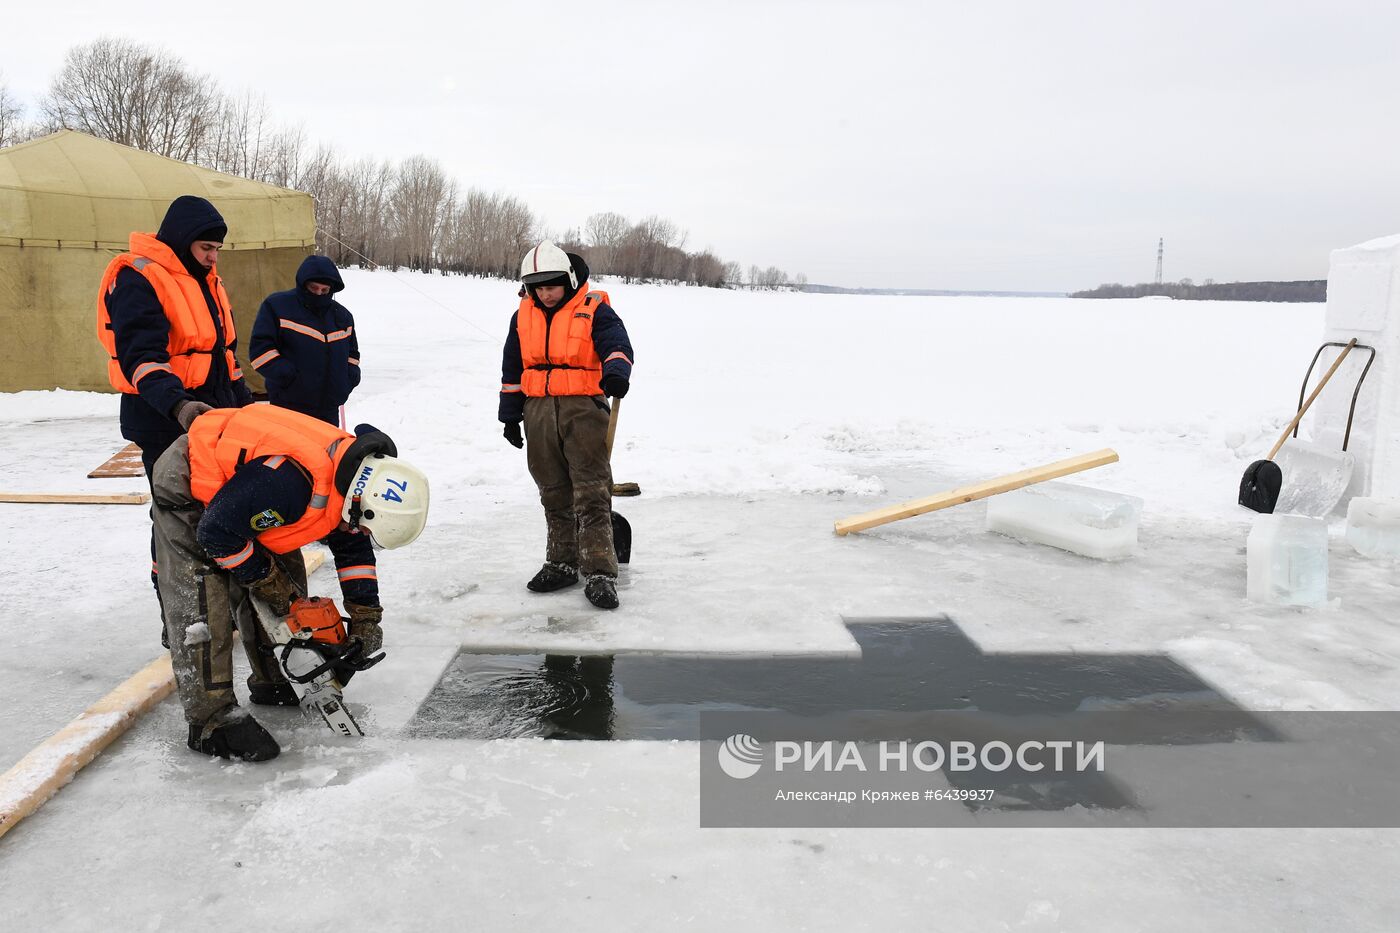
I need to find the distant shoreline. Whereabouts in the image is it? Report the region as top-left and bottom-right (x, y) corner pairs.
(801, 280), (1327, 302)
(802, 285), (1068, 298)
(1070, 280), (1326, 303)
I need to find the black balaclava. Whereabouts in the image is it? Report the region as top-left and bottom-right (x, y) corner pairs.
(302, 278), (337, 312)
(295, 256), (345, 312)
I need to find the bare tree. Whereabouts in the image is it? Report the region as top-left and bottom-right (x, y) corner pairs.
(747, 265), (790, 290)
(329, 157), (395, 267)
(296, 144), (339, 204)
(657, 243), (689, 283)
(0, 77), (29, 148)
(722, 261), (745, 289)
(387, 155), (454, 272)
(41, 37), (221, 160)
(443, 188), (536, 277)
(691, 251), (725, 288)
(258, 124), (307, 188)
(584, 211), (629, 274)
(197, 90), (272, 177)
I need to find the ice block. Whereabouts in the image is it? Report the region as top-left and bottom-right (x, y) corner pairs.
(985, 481), (1143, 560)
(1345, 497), (1400, 559)
(1246, 514), (1328, 607)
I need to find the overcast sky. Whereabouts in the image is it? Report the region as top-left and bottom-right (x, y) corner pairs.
(5, 0), (1398, 291)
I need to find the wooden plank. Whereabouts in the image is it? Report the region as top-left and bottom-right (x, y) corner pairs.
(0, 655), (175, 840)
(87, 443), (145, 479)
(0, 492), (150, 505)
(834, 448), (1120, 536)
(303, 548), (327, 576)
(0, 545), (326, 840)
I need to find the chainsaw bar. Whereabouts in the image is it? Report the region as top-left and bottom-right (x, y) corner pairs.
(278, 640), (365, 737)
(298, 676), (364, 738)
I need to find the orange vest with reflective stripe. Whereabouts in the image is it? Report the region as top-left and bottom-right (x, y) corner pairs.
(96, 232), (239, 393)
(188, 406), (354, 554)
(516, 288), (610, 397)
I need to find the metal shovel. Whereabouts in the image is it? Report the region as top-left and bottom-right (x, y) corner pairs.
(1272, 441), (1354, 517)
(1240, 338), (1376, 516)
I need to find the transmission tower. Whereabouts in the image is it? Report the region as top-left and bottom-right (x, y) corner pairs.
(1154, 238), (1164, 285)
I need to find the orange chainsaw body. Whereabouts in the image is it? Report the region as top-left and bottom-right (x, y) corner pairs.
(286, 596), (346, 646)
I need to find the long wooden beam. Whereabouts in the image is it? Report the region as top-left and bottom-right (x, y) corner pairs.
(834, 448), (1120, 536)
(0, 492), (150, 505)
(0, 655), (175, 840)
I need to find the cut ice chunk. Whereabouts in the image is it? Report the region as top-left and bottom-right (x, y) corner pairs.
(1246, 514), (1328, 607)
(1345, 497), (1400, 559)
(985, 482), (1143, 560)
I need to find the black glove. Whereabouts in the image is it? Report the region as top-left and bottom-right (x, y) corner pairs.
(345, 602), (384, 654)
(503, 422), (524, 449)
(601, 374), (629, 399)
(174, 399), (213, 432)
(247, 561), (295, 617)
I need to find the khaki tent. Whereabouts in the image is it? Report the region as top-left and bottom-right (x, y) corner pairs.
(0, 129), (316, 394)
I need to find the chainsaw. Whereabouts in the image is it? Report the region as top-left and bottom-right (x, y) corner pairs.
(256, 596), (385, 737)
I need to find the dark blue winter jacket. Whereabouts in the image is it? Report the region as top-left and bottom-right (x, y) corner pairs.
(105, 195), (253, 450)
(249, 256), (361, 424)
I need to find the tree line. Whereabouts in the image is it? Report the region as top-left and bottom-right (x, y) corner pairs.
(0, 38), (806, 290)
(1071, 279), (1326, 303)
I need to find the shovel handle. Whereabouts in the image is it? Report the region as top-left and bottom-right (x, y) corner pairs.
(1267, 338), (1357, 460)
(606, 396), (621, 461)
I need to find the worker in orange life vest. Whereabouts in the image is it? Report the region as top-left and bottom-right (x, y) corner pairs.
(97, 195), (254, 645)
(499, 241), (634, 609)
(97, 195), (253, 474)
(150, 405), (429, 761)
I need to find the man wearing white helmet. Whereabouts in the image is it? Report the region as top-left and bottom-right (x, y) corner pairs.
(500, 241), (634, 609)
(147, 405), (429, 760)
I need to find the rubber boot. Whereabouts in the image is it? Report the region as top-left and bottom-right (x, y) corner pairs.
(584, 574), (619, 610)
(527, 561), (579, 593)
(186, 708), (280, 761)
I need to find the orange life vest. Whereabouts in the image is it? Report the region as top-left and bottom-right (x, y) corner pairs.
(188, 406), (355, 554)
(96, 232), (240, 393)
(516, 288), (611, 397)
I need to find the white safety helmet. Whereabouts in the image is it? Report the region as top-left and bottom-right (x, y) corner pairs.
(341, 454), (430, 549)
(520, 240), (577, 289)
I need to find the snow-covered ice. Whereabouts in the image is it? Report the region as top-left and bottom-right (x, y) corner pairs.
(2, 271), (1398, 931)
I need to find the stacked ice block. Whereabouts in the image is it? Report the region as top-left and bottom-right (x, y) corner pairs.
(985, 481), (1144, 560)
(1246, 514), (1328, 607)
(1345, 497), (1400, 558)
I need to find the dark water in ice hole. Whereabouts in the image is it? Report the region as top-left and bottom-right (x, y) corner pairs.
(406, 618), (1275, 812)
(409, 617), (1264, 740)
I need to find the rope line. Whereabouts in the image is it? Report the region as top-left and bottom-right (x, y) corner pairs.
(315, 229), (498, 342)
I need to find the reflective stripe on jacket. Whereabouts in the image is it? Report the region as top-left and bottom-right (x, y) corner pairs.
(187, 406), (355, 554)
(96, 232), (238, 393)
(516, 289), (611, 397)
